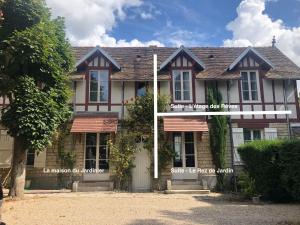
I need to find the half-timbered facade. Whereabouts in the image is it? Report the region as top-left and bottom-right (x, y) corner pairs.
(1, 45), (300, 191)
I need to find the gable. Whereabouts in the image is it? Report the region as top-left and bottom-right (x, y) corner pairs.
(229, 47), (274, 70)
(170, 54), (193, 68)
(87, 54), (110, 68)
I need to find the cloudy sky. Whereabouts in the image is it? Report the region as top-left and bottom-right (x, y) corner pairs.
(46, 0), (300, 68)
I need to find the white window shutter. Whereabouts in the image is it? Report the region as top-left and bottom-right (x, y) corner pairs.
(34, 150), (47, 168)
(264, 128), (278, 140)
(232, 128), (244, 164)
(0, 130), (13, 168)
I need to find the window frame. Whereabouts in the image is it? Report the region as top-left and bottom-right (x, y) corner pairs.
(243, 129), (263, 143)
(89, 70), (109, 103)
(26, 149), (35, 167)
(172, 70), (193, 103)
(240, 70), (261, 103)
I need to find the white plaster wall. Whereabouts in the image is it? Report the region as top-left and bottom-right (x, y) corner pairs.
(111, 81), (122, 104)
(195, 80), (205, 103)
(263, 79), (273, 103)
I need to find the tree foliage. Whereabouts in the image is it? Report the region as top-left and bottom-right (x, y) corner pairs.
(207, 83), (228, 191)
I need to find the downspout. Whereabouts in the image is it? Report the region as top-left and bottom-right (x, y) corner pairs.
(227, 80), (237, 192)
(283, 79), (292, 139)
(121, 81), (125, 121)
(73, 81), (77, 113)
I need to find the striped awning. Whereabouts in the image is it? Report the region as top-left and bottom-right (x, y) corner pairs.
(163, 116), (208, 132)
(71, 114), (118, 133)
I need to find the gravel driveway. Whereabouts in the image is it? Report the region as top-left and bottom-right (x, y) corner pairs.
(2, 192), (300, 225)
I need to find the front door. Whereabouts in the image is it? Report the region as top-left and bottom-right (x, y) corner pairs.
(83, 133), (110, 181)
(172, 132), (197, 180)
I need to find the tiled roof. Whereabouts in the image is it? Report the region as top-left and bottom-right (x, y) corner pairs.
(72, 46), (300, 80)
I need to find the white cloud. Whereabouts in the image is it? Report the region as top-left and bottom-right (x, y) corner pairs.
(46, 0), (164, 46)
(154, 20), (210, 47)
(223, 0), (300, 67)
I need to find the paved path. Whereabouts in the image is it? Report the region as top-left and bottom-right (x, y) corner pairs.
(2, 192), (300, 225)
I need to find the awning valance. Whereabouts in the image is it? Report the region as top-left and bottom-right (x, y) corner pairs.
(71, 114), (118, 133)
(163, 116), (208, 132)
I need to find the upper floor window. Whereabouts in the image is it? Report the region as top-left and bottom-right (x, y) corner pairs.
(243, 129), (262, 143)
(136, 82), (147, 97)
(89, 70), (109, 102)
(173, 70), (192, 102)
(241, 71), (260, 102)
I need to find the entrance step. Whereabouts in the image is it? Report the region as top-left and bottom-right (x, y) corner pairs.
(164, 189), (210, 194)
(72, 181), (113, 192)
(171, 184), (203, 190)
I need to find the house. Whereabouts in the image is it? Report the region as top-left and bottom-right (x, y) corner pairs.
(0, 45), (300, 192)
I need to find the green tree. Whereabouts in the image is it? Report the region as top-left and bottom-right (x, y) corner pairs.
(207, 83), (228, 191)
(0, 0), (73, 197)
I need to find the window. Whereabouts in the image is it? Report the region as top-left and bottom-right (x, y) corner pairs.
(243, 129), (262, 142)
(89, 70), (109, 102)
(26, 149), (35, 166)
(136, 82), (147, 97)
(173, 70), (192, 102)
(173, 132), (195, 168)
(241, 71), (259, 101)
(85, 133), (110, 170)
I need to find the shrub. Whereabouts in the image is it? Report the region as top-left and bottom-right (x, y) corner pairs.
(238, 139), (300, 202)
(238, 171), (257, 198)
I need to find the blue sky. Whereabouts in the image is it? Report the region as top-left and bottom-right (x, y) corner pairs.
(47, 0), (300, 69)
(110, 0), (300, 47)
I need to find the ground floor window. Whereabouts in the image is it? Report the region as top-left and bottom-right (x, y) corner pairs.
(173, 132), (196, 168)
(85, 133), (110, 170)
(243, 129), (262, 142)
(26, 149), (35, 166)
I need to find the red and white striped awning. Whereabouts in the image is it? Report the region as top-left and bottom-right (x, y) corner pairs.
(71, 114), (118, 133)
(163, 116), (208, 132)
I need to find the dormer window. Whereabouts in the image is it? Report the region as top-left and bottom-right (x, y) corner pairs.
(173, 70), (192, 102)
(241, 71), (260, 102)
(89, 70), (109, 102)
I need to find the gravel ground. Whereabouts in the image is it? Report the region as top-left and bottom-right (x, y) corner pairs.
(2, 192), (300, 225)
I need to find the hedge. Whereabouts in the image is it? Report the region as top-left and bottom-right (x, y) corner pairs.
(238, 139), (300, 202)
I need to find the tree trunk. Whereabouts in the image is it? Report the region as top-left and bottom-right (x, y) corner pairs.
(9, 137), (26, 198)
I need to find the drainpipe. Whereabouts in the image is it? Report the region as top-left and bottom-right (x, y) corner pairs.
(227, 80), (237, 193)
(73, 81), (77, 114)
(283, 79), (292, 139)
(121, 81), (125, 122)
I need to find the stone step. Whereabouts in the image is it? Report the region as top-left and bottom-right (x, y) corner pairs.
(78, 181), (112, 187)
(72, 181), (113, 192)
(171, 180), (201, 185)
(77, 186), (111, 192)
(171, 184), (203, 190)
(164, 189), (210, 194)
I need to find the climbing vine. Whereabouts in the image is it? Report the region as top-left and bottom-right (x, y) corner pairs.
(207, 83), (228, 191)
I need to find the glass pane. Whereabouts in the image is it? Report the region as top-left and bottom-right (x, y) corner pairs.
(136, 82), (146, 97)
(182, 71), (190, 81)
(251, 91), (258, 101)
(175, 81), (181, 91)
(99, 71), (108, 81)
(99, 160), (109, 169)
(173, 71), (181, 81)
(86, 133), (97, 146)
(26, 150), (35, 166)
(185, 132), (194, 142)
(90, 71), (98, 82)
(243, 91), (249, 101)
(186, 155), (195, 167)
(90, 91), (97, 101)
(90, 82), (98, 92)
(100, 81), (108, 102)
(85, 147), (96, 159)
(100, 133), (109, 145)
(183, 80), (190, 91)
(185, 143), (194, 155)
(183, 91), (190, 100)
(253, 130), (261, 140)
(173, 133), (182, 167)
(85, 160), (96, 169)
(243, 129), (251, 142)
(175, 91), (181, 101)
(99, 146), (107, 159)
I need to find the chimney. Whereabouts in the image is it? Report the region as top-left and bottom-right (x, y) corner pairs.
(272, 36), (276, 47)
